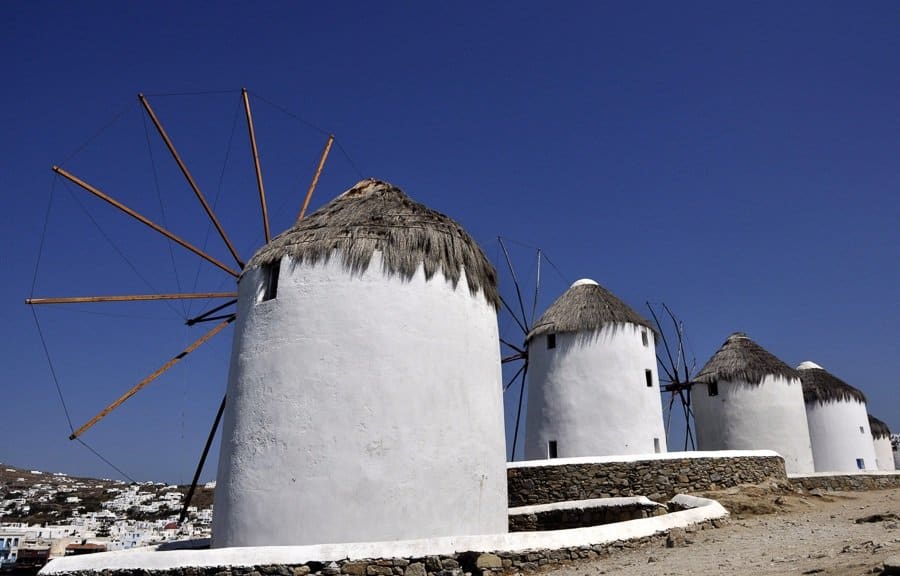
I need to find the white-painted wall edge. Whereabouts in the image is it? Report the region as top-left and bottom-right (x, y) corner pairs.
(508, 449), (781, 469)
(509, 496), (663, 516)
(788, 470), (900, 479)
(40, 497), (728, 574)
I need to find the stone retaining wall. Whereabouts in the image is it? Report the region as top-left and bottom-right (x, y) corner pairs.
(49, 519), (725, 576)
(791, 472), (900, 493)
(508, 454), (787, 507)
(508, 499), (666, 532)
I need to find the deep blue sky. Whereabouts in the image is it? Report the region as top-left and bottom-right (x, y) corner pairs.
(2, 2), (897, 483)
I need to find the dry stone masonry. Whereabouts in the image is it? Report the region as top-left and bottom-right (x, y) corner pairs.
(49, 521), (726, 576)
(507, 454), (787, 507)
(791, 472), (900, 492)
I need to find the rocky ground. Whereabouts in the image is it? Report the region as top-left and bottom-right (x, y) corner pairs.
(547, 486), (900, 575)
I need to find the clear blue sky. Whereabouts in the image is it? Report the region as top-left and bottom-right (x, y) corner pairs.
(2, 2), (897, 483)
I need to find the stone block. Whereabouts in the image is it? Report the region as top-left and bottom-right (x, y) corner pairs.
(475, 554), (502, 570)
(341, 563), (367, 576)
(405, 563), (426, 576)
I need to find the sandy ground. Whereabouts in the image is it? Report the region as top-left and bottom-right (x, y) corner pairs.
(545, 486), (900, 575)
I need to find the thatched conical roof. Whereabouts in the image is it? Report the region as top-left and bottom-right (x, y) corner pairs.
(797, 361), (867, 406)
(246, 179), (499, 309)
(869, 414), (891, 440)
(694, 333), (798, 386)
(525, 279), (655, 343)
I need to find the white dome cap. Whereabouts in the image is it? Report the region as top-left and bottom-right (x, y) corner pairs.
(797, 361), (824, 370)
(570, 278), (599, 288)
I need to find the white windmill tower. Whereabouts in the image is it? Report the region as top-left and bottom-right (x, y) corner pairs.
(797, 361), (877, 473)
(868, 414), (895, 472)
(212, 179), (508, 547)
(521, 278), (667, 460)
(691, 333), (815, 475)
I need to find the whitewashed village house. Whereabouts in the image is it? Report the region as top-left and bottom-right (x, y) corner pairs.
(868, 415), (895, 472)
(797, 361), (877, 472)
(523, 279), (667, 460)
(212, 179), (508, 547)
(692, 333), (815, 474)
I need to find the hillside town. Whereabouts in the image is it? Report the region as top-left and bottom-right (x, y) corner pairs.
(0, 464), (213, 573)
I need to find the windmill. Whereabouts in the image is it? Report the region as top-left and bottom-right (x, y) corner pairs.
(646, 302), (697, 450)
(27, 89), (340, 520)
(495, 237), (571, 461)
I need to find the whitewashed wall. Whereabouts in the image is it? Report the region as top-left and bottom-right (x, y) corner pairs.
(524, 323), (667, 460)
(212, 252), (507, 547)
(873, 436), (895, 471)
(692, 375), (815, 474)
(805, 399), (878, 472)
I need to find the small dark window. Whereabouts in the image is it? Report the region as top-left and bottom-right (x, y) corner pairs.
(641, 330), (649, 347)
(261, 260), (280, 301)
(645, 369), (653, 387)
(708, 382), (719, 397)
(856, 458), (865, 470)
(860, 426), (865, 434)
(548, 440), (558, 459)
(653, 437), (660, 453)
(547, 333), (556, 349)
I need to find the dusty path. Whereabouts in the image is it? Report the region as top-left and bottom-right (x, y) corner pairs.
(546, 487), (900, 575)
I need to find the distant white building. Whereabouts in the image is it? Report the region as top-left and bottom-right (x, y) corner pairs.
(213, 179), (508, 547)
(524, 279), (666, 460)
(867, 415), (894, 471)
(692, 333), (815, 475)
(798, 361), (877, 473)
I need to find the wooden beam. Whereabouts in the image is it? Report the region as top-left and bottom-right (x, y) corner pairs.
(241, 89), (270, 243)
(298, 134), (334, 221)
(179, 394), (226, 524)
(139, 94), (245, 268)
(53, 166), (240, 278)
(69, 316), (235, 440)
(26, 292), (237, 305)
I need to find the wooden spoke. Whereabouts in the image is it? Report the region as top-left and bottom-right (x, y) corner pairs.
(179, 394), (226, 523)
(139, 94), (244, 268)
(510, 362), (528, 461)
(69, 316), (235, 440)
(53, 166), (240, 277)
(498, 237), (530, 334)
(502, 352), (526, 364)
(298, 134), (334, 222)
(242, 89), (270, 243)
(185, 299), (237, 326)
(26, 292), (237, 305)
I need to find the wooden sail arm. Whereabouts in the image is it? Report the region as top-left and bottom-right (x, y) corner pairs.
(298, 134), (334, 222)
(53, 166), (240, 277)
(68, 316), (235, 440)
(241, 89), (270, 243)
(139, 94), (244, 268)
(26, 292), (237, 305)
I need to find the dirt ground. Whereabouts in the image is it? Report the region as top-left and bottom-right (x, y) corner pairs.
(546, 486), (900, 576)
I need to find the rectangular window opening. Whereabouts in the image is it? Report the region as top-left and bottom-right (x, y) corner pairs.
(547, 333), (556, 349)
(261, 260), (280, 302)
(548, 440), (558, 459)
(860, 426), (865, 434)
(645, 369), (653, 387)
(708, 382), (719, 397)
(856, 458), (865, 470)
(653, 437), (660, 453)
(641, 329), (649, 347)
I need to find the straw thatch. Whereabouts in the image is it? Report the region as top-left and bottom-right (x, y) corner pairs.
(797, 362), (867, 406)
(869, 414), (891, 440)
(694, 333), (798, 386)
(526, 281), (655, 342)
(246, 179), (499, 309)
